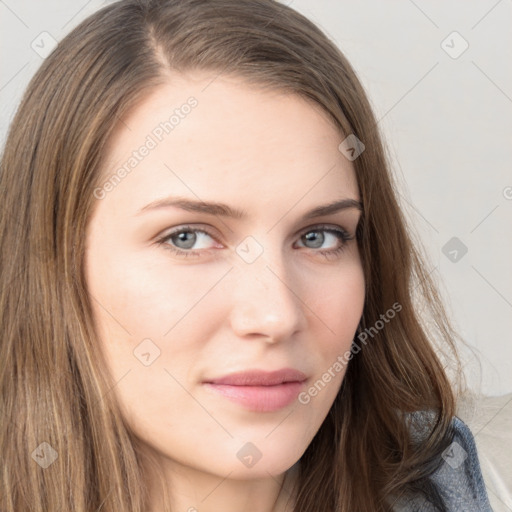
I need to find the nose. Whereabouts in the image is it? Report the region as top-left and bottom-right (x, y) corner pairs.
(228, 252), (306, 343)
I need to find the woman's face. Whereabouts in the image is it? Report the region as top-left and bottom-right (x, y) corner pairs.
(85, 72), (365, 482)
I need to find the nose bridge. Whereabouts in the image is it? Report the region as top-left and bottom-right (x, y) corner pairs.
(228, 243), (305, 340)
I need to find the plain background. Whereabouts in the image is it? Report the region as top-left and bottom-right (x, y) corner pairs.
(1, 0), (511, 396)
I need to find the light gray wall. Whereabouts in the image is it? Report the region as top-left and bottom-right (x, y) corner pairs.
(1, 0), (511, 395)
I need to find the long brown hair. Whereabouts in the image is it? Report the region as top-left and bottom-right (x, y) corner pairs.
(0, 0), (463, 510)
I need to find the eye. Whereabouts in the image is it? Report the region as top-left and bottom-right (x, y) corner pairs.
(156, 225), (220, 258)
(156, 224), (355, 259)
(295, 225), (354, 259)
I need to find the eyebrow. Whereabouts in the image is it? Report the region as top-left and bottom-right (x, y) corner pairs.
(137, 196), (363, 219)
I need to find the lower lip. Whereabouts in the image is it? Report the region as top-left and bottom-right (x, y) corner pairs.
(203, 381), (305, 412)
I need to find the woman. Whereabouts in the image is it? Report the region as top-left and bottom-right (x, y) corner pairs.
(0, 0), (493, 510)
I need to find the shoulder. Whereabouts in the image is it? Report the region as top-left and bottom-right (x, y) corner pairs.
(394, 416), (494, 511)
(428, 416), (493, 511)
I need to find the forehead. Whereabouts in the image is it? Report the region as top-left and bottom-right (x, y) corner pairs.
(97, 73), (359, 218)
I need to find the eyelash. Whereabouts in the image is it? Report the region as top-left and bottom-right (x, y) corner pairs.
(156, 224), (355, 261)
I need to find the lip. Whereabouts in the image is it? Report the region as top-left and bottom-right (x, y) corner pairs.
(203, 368), (307, 412)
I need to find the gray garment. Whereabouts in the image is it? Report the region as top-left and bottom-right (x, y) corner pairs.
(394, 416), (493, 511)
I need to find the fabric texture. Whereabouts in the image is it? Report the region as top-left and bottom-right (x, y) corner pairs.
(393, 416), (494, 511)
(457, 392), (512, 511)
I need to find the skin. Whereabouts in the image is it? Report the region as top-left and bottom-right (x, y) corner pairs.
(84, 72), (365, 512)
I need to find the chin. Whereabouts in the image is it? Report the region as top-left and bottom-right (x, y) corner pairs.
(227, 457), (300, 481)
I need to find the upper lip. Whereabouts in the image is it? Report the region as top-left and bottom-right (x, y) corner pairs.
(205, 368), (307, 386)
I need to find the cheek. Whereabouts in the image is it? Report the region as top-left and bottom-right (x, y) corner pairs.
(296, 259), (365, 401)
(278, 263), (365, 453)
(86, 238), (229, 343)
(85, 248), (235, 418)
(308, 260), (365, 345)
(85, 252), (227, 434)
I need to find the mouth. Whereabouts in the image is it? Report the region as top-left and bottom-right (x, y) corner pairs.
(202, 368), (308, 413)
